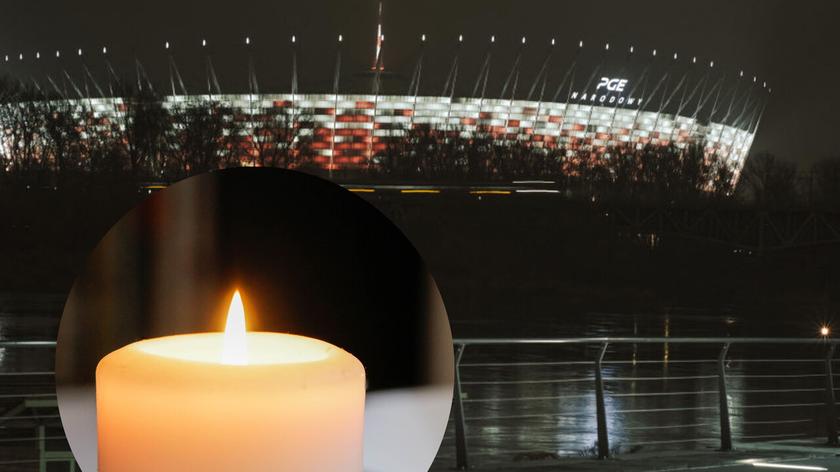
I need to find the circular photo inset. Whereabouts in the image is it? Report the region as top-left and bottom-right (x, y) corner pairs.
(56, 168), (454, 472)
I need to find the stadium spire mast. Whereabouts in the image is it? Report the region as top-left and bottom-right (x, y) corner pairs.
(331, 34), (343, 177)
(371, 1), (385, 71)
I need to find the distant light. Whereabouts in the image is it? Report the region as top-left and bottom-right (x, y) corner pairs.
(18, 53), (22, 61)
(291, 35), (296, 44)
(710, 60), (715, 68)
(77, 48), (82, 56)
(753, 76), (757, 83)
(740, 70), (744, 77)
(339, 34), (344, 42)
(750, 462), (827, 471)
(652, 49), (657, 57)
(458, 34), (463, 43)
(521, 36), (526, 45)
(692, 56), (697, 64)
(36, 52), (40, 59)
(4, 55), (8, 62)
(820, 326), (830, 337)
(578, 40), (584, 48)
(420, 34), (425, 42)
(245, 36), (251, 45)
(605, 42), (610, 50)
(202, 39), (207, 47)
(762, 81), (767, 88)
(380, 34), (385, 42)
(516, 189), (560, 194)
(165, 41), (170, 50)
(56, 50), (60, 58)
(102, 46), (108, 54)
(629, 45), (634, 53)
(551, 38), (556, 46)
(490, 35), (495, 43)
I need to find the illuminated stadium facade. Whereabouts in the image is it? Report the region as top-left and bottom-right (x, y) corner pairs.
(0, 4), (768, 181)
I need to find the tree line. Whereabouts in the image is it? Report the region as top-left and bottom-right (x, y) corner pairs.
(0, 79), (835, 210)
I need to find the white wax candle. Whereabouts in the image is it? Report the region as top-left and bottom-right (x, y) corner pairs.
(96, 328), (365, 471)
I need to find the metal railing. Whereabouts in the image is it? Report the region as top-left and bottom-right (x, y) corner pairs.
(448, 337), (840, 470)
(2, 337), (839, 471)
(0, 340), (76, 472)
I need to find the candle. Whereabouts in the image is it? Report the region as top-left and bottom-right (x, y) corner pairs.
(95, 291), (366, 472)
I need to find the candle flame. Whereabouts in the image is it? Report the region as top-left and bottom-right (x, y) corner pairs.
(222, 290), (248, 365)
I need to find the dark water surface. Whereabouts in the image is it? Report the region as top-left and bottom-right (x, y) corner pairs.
(0, 294), (834, 470)
(433, 311), (837, 468)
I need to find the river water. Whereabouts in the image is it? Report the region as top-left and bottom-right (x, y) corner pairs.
(433, 311), (835, 469)
(0, 294), (834, 470)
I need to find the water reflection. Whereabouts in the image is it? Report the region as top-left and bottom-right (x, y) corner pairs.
(0, 295), (830, 470)
(435, 311), (833, 468)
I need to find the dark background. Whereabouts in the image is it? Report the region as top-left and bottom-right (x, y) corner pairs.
(0, 0), (833, 165)
(56, 169), (452, 391)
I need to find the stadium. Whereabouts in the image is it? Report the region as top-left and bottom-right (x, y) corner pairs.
(0, 4), (768, 184)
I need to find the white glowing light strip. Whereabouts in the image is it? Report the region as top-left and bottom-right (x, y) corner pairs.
(516, 189), (560, 194)
(751, 463), (827, 471)
(513, 180), (556, 184)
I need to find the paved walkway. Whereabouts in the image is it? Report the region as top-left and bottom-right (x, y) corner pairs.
(432, 441), (840, 471)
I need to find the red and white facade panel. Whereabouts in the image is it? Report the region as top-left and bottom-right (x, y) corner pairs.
(2, 94), (754, 174)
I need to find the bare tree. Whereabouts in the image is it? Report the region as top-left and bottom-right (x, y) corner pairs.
(737, 152), (799, 208)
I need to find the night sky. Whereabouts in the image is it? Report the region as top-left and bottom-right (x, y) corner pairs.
(0, 0), (835, 165)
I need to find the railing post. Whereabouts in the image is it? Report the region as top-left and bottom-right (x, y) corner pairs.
(824, 344), (838, 446)
(453, 343), (469, 469)
(595, 342), (610, 459)
(717, 343), (732, 451)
